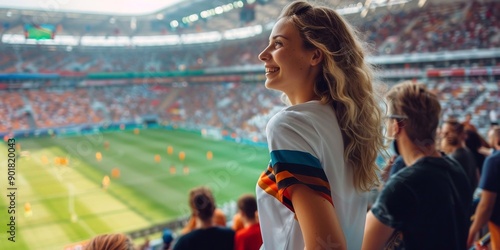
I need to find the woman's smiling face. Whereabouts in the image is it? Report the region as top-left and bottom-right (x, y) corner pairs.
(258, 18), (318, 102)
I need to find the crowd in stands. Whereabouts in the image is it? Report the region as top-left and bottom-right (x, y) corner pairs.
(160, 82), (282, 142)
(0, 2), (498, 74)
(26, 89), (101, 128)
(390, 1), (500, 54)
(354, 1), (500, 55)
(0, 85), (167, 132)
(1, 80), (498, 145)
(91, 85), (162, 123)
(0, 91), (29, 132)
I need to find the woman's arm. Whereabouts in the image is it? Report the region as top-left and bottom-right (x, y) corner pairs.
(362, 211), (395, 250)
(289, 184), (347, 250)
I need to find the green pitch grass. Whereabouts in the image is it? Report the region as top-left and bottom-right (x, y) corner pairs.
(0, 129), (269, 250)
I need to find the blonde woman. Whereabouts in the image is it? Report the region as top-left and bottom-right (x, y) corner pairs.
(256, 1), (384, 249)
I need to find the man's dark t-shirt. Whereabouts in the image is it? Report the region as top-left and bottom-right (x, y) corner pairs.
(173, 227), (235, 250)
(479, 150), (500, 226)
(371, 156), (473, 250)
(450, 147), (479, 190)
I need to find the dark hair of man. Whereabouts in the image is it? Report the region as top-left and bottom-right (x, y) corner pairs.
(237, 194), (257, 220)
(385, 81), (442, 146)
(443, 119), (465, 146)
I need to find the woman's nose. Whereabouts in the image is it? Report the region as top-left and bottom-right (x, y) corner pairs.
(258, 47), (269, 62)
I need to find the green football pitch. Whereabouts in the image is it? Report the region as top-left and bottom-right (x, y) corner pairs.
(0, 128), (269, 250)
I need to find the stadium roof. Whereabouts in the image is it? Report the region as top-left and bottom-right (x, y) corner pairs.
(0, 0), (456, 39)
(0, 0), (188, 15)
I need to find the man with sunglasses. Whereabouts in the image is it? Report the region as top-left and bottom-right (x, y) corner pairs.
(363, 81), (473, 250)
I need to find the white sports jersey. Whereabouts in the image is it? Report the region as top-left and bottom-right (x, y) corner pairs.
(256, 100), (368, 250)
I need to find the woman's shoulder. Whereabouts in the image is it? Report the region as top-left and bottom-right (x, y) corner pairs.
(267, 107), (313, 134)
(266, 102), (337, 144)
(272, 101), (330, 120)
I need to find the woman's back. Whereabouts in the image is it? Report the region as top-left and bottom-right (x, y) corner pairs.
(257, 101), (367, 250)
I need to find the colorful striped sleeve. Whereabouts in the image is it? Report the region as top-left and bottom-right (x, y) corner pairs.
(259, 108), (335, 213)
(259, 149), (333, 213)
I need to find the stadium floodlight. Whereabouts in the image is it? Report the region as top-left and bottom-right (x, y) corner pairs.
(222, 3), (234, 12)
(235, 1), (245, 8)
(188, 14), (199, 22)
(181, 2), (243, 26)
(181, 32), (222, 44)
(170, 20), (179, 28)
(215, 6), (224, 15)
(223, 25), (262, 40)
(200, 11), (209, 19)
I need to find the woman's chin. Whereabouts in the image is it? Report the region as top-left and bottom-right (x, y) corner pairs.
(264, 81), (281, 91)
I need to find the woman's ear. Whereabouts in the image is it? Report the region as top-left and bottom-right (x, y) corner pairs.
(310, 49), (323, 66)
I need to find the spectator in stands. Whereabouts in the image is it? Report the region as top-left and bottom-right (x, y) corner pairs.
(213, 208), (227, 228)
(463, 113), (491, 149)
(173, 187), (234, 250)
(231, 213), (244, 232)
(490, 108), (498, 126)
(468, 127), (500, 249)
(256, 1), (384, 249)
(234, 194), (262, 250)
(440, 119), (480, 190)
(465, 129), (488, 174)
(363, 81), (473, 250)
(85, 233), (134, 250)
(180, 208), (227, 235)
(161, 229), (174, 250)
(463, 113), (478, 132)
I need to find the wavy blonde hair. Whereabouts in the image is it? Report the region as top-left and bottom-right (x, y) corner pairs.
(279, 1), (384, 191)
